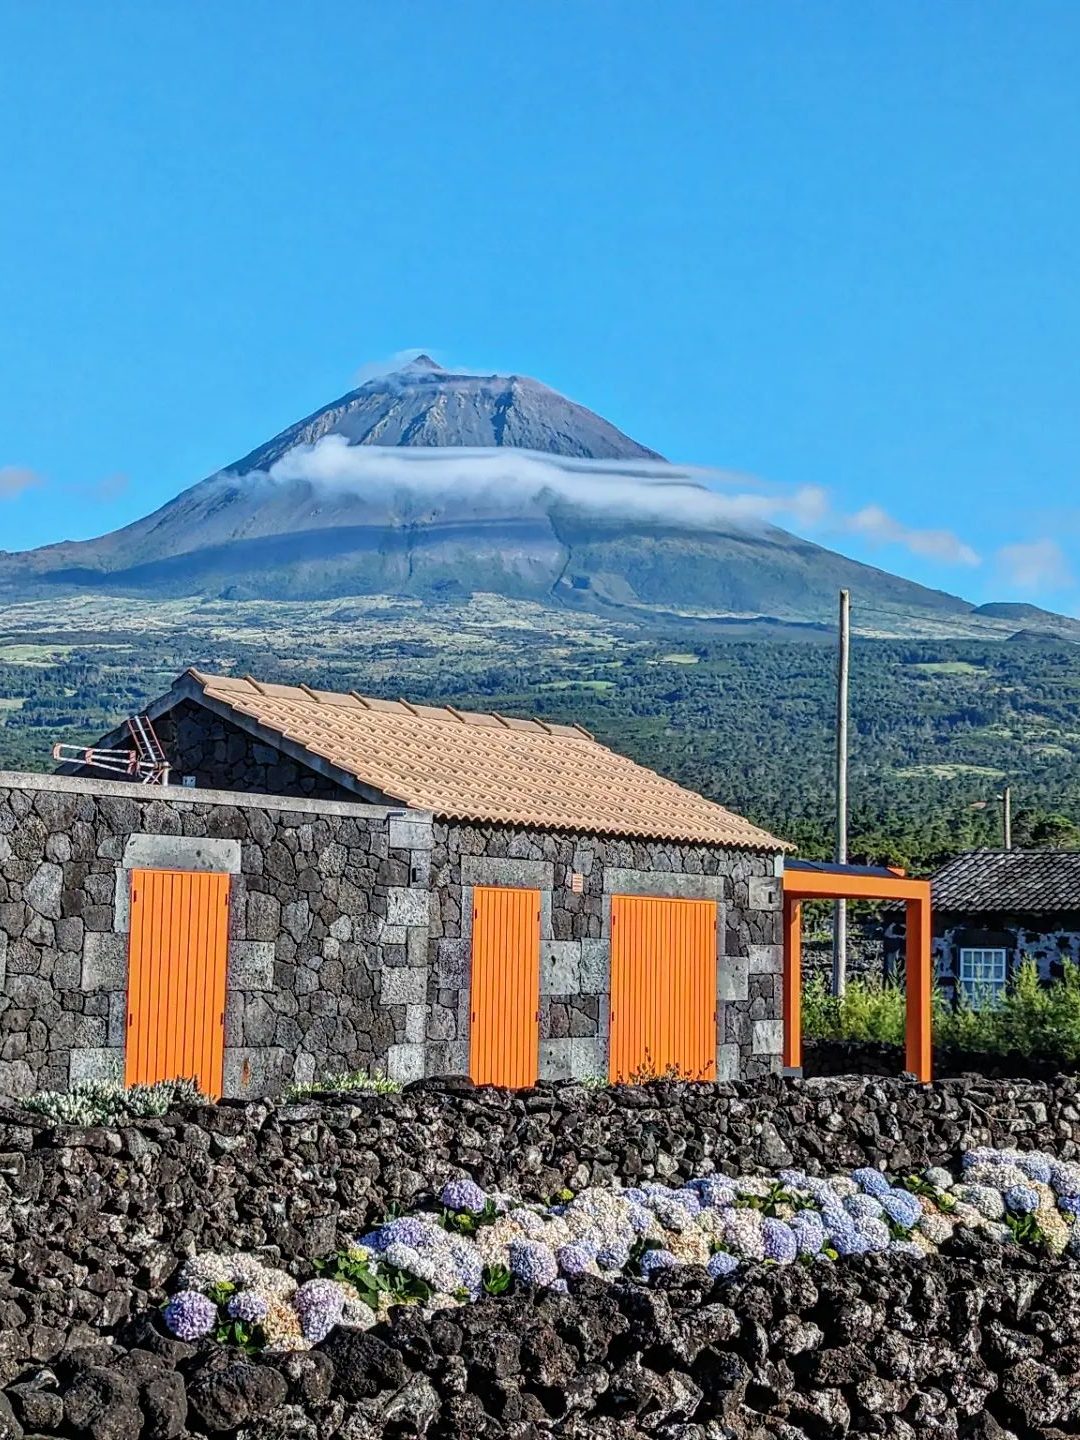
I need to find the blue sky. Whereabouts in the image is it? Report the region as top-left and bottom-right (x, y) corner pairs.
(2, 1), (1079, 613)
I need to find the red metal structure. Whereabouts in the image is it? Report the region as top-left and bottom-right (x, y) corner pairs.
(52, 713), (171, 785)
(782, 860), (933, 1082)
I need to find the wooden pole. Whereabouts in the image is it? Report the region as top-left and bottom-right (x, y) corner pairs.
(832, 589), (850, 997)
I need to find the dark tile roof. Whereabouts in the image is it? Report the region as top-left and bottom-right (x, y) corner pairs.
(931, 849), (1080, 914)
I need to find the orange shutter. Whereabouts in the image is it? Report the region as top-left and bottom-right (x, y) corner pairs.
(125, 868), (230, 1098)
(469, 886), (540, 1087)
(608, 895), (717, 1083)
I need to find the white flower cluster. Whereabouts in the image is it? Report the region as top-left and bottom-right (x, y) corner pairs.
(166, 1146), (1080, 1352)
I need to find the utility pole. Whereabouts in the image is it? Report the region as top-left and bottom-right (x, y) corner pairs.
(1000, 786), (1012, 850)
(833, 589), (850, 997)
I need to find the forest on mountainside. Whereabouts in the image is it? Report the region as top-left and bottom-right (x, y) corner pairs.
(1, 593), (1077, 872)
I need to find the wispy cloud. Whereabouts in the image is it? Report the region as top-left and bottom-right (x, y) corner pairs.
(0, 465), (45, 500)
(844, 504), (981, 567)
(77, 472), (130, 502)
(996, 538), (1075, 593)
(351, 350), (431, 385)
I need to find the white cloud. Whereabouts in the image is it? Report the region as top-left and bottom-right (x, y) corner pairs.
(351, 350), (431, 385)
(0, 465), (45, 500)
(845, 504), (981, 567)
(996, 538), (1076, 593)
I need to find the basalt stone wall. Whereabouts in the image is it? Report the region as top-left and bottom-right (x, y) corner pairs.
(425, 823), (785, 1084)
(3, 1074), (1080, 1384)
(0, 773), (435, 1098)
(6, 1243), (1080, 1440)
(804, 1037), (1080, 1083)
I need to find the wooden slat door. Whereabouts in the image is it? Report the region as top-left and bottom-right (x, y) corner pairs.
(469, 886), (540, 1087)
(608, 894), (717, 1083)
(125, 868), (230, 1098)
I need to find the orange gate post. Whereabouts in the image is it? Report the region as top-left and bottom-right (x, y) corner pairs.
(783, 896), (803, 1071)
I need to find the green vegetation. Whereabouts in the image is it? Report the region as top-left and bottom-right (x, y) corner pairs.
(282, 1067), (401, 1101)
(21, 1077), (206, 1126)
(805, 961), (1080, 1063)
(1, 593), (1078, 869)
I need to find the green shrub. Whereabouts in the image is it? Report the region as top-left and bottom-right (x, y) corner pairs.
(805, 959), (1080, 1065)
(21, 1077), (206, 1127)
(283, 1068), (401, 1102)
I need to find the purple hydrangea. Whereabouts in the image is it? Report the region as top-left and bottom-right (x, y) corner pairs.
(830, 1228), (872, 1256)
(627, 1203), (653, 1236)
(671, 1189), (703, 1215)
(880, 1190), (922, 1231)
(294, 1279), (345, 1344)
(440, 1178), (488, 1214)
(640, 1248), (678, 1276)
(691, 1178), (737, 1209)
(761, 1218), (797, 1264)
(1058, 1194), (1080, 1217)
(852, 1167), (891, 1199)
(509, 1240), (558, 1288)
(707, 1250), (740, 1279)
(854, 1217), (891, 1253)
(1005, 1184), (1040, 1216)
(226, 1291), (269, 1324)
(366, 1217), (434, 1251)
(163, 1290), (219, 1341)
(622, 1187), (649, 1206)
(845, 1193), (885, 1221)
(595, 1245), (630, 1272)
(556, 1243), (595, 1277)
(777, 1168), (810, 1189)
(789, 1213), (826, 1256)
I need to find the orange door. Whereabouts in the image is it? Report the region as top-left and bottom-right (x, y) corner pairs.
(609, 895), (717, 1082)
(469, 886), (540, 1087)
(125, 868), (230, 1098)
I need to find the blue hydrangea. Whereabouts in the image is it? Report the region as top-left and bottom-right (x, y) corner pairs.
(845, 1193), (885, 1221)
(761, 1218), (797, 1264)
(1058, 1194), (1080, 1216)
(362, 1216), (433, 1252)
(627, 1203), (653, 1236)
(889, 1240), (925, 1258)
(440, 1178), (488, 1214)
(789, 1213), (826, 1256)
(1005, 1184), (1040, 1216)
(852, 1167), (891, 1198)
(163, 1290), (218, 1341)
(640, 1248), (678, 1277)
(509, 1239), (558, 1288)
(880, 1190), (922, 1230)
(549, 1278), (570, 1294)
(854, 1217), (891, 1253)
(622, 1187), (649, 1206)
(707, 1250), (740, 1279)
(690, 1178), (736, 1209)
(830, 1228), (872, 1256)
(226, 1291), (269, 1324)
(1018, 1154), (1053, 1184)
(777, 1168), (810, 1189)
(595, 1245), (631, 1272)
(672, 1188), (703, 1215)
(556, 1243), (595, 1277)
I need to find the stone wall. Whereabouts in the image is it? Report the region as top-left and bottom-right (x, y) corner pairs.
(424, 823), (785, 1084)
(0, 773), (433, 1097)
(884, 911), (1080, 1000)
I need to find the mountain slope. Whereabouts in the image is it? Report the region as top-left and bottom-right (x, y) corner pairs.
(1, 356), (1074, 637)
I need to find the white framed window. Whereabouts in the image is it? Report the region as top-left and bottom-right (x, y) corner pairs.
(958, 948), (1007, 1008)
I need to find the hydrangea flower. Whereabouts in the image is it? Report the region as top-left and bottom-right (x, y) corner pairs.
(830, 1228), (871, 1256)
(690, 1178), (737, 1208)
(227, 1291), (269, 1324)
(640, 1248), (678, 1276)
(956, 1184), (1006, 1221)
(440, 1178), (488, 1214)
(163, 1290), (219, 1340)
(508, 1239), (558, 1288)
(852, 1167), (891, 1198)
(294, 1279), (345, 1344)
(707, 1250), (740, 1279)
(845, 1193), (885, 1221)
(1018, 1154), (1053, 1185)
(556, 1243), (597, 1278)
(880, 1190), (922, 1230)
(761, 1218), (797, 1263)
(595, 1244), (630, 1271)
(723, 1209), (765, 1261)
(1005, 1185), (1040, 1216)
(889, 1240), (925, 1259)
(923, 1166), (954, 1191)
(1051, 1161), (1080, 1198)
(789, 1213), (826, 1255)
(854, 1217), (891, 1253)
(1057, 1194), (1080, 1216)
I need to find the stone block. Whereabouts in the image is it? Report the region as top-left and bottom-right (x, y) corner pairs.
(568, 1037), (606, 1080)
(748, 944), (783, 974)
(387, 888), (429, 928)
(388, 818), (434, 852)
(541, 942), (581, 995)
(230, 941), (275, 990)
(25, 862), (63, 920)
(82, 933), (128, 991)
(579, 940), (608, 994)
(222, 1046), (291, 1099)
(73, 1016), (107, 1048)
(718, 956), (749, 1003)
(539, 1039), (574, 1081)
(380, 968), (426, 1006)
(404, 1004), (427, 1044)
(461, 857), (553, 890)
(108, 992), (127, 1047)
(69, 1047), (123, 1086)
(748, 877), (781, 912)
(121, 833), (241, 874)
(407, 927), (429, 968)
(752, 1018), (783, 1055)
(386, 1042), (425, 1083)
(716, 1043), (742, 1080)
(408, 852), (431, 887)
(604, 868), (724, 902)
(435, 939), (469, 986)
(425, 1040), (468, 1075)
(245, 892), (281, 942)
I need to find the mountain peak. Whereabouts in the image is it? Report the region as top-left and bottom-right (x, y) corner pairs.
(400, 353), (444, 374)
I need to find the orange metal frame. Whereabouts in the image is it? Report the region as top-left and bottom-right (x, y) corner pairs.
(782, 868), (933, 1082)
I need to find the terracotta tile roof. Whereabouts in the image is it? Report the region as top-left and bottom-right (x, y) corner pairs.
(183, 670), (789, 851)
(930, 848), (1080, 913)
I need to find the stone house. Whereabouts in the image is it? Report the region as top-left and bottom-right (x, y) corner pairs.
(0, 668), (789, 1099)
(884, 848), (1080, 1005)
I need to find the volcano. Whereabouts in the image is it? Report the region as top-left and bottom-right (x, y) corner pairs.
(1, 355), (1073, 636)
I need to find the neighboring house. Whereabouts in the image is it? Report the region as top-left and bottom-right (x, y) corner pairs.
(884, 849), (1080, 1006)
(0, 668), (790, 1100)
